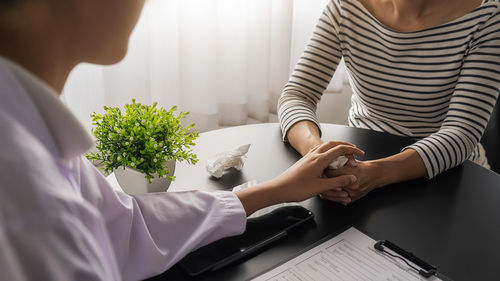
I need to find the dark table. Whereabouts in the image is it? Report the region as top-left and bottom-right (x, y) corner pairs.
(150, 123), (500, 281)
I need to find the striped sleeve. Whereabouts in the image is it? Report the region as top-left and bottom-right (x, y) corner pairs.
(406, 10), (500, 178)
(277, 0), (343, 140)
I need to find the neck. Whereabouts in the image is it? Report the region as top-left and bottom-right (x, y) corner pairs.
(373, 0), (482, 32)
(0, 44), (75, 95)
(0, 3), (76, 95)
(387, 0), (439, 18)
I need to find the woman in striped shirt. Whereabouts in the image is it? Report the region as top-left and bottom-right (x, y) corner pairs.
(278, 0), (500, 204)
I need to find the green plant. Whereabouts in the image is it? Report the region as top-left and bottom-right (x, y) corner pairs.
(87, 99), (199, 182)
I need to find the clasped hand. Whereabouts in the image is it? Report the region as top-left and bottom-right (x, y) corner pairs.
(321, 159), (380, 205)
(235, 141), (365, 216)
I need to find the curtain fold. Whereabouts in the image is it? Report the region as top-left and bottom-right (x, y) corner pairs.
(64, 0), (294, 132)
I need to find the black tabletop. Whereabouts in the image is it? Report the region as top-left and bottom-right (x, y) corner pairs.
(149, 123), (500, 281)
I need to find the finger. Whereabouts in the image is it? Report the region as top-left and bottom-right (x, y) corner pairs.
(324, 168), (340, 178)
(321, 189), (349, 198)
(321, 145), (365, 166)
(346, 155), (358, 167)
(319, 194), (352, 205)
(316, 141), (357, 153)
(322, 174), (357, 193)
(346, 194), (362, 203)
(344, 185), (370, 201)
(343, 183), (360, 192)
(345, 189), (360, 198)
(319, 177), (343, 190)
(310, 175), (357, 195)
(324, 166), (354, 178)
(308, 143), (323, 154)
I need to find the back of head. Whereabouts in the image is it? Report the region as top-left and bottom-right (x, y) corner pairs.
(0, 0), (146, 67)
(0, 0), (17, 6)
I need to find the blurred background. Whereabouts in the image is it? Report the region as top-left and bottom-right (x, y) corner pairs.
(62, 0), (352, 133)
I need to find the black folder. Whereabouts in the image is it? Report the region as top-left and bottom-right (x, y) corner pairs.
(178, 205), (315, 276)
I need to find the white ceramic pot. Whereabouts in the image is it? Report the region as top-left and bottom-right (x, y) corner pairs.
(114, 160), (176, 195)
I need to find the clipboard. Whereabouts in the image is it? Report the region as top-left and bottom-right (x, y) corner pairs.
(250, 226), (452, 281)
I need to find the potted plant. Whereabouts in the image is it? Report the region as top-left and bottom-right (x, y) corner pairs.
(87, 99), (199, 194)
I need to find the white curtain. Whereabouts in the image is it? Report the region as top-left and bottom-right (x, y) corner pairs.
(63, 0), (295, 132)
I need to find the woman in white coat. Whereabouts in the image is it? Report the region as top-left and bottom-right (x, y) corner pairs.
(0, 1), (363, 280)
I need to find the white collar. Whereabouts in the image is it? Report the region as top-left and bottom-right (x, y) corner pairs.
(0, 56), (94, 160)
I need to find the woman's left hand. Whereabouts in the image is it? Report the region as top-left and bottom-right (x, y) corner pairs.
(321, 161), (381, 204)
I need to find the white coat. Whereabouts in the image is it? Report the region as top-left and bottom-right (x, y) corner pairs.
(0, 57), (246, 281)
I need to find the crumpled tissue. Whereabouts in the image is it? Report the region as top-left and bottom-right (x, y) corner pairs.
(232, 180), (299, 218)
(206, 144), (251, 178)
(328, 156), (349, 170)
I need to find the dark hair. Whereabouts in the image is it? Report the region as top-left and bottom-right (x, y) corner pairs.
(0, 0), (16, 6)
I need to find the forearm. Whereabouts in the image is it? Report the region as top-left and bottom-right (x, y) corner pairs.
(371, 149), (427, 187)
(235, 181), (281, 217)
(286, 121), (322, 156)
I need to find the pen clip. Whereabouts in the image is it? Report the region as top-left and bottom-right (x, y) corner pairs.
(374, 240), (437, 278)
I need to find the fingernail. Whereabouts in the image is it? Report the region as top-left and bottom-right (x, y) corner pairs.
(350, 175), (357, 183)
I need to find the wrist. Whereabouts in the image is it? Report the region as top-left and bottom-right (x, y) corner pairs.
(372, 149), (427, 187)
(298, 136), (323, 156)
(235, 181), (281, 216)
(370, 159), (394, 188)
(286, 121), (322, 156)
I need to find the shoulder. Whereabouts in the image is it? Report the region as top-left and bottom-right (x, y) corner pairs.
(320, 0), (351, 28)
(470, 0), (500, 47)
(0, 110), (55, 175)
(484, 0), (500, 9)
(330, 0), (364, 15)
(478, 0), (500, 23)
(0, 111), (52, 177)
(323, 0), (373, 27)
(0, 112), (79, 221)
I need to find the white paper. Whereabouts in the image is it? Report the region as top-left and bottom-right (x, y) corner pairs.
(252, 227), (442, 281)
(206, 144), (251, 178)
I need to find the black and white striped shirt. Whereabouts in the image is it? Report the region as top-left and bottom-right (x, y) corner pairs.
(278, 0), (500, 178)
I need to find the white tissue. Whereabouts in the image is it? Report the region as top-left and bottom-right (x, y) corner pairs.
(232, 180), (299, 218)
(328, 156), (349, 170)
(206, 144), (251, 178)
